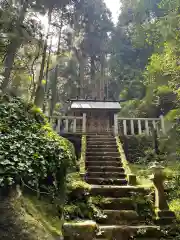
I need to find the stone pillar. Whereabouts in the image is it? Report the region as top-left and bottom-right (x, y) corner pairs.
(114, 114), (118, 136)
(160, 115), (166, 134)
(128, 174), (137, 186)
(82, 113), (86, 133)
(150, 165), (168, 210)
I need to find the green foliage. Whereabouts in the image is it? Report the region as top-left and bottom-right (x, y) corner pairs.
(64, 173), (105, 221)
(131, 192), (155, 224)
(121, 135), (154, 163)
(0, 95), (75, 196)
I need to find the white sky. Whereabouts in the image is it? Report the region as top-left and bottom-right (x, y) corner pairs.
(105, 0), (121, 23)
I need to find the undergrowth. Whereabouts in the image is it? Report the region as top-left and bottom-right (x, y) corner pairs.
(64, 173), (106, 222)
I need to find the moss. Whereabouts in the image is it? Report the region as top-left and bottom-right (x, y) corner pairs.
(63, 221), (98, 240)
(65, 173), (105, 222)
(116, 136), (132, 175)
(91, 196), (111, 205)
(79, 135), (86, 174)
(121, 135), (153, 163)
(23, 195), (62, 237)
(0, 194), (61, 240)
(131, 192), (155, 224)
(129, 163), (153, 187)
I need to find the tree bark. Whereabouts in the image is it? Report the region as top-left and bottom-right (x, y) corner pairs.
(42, 36), (53, 113)
(100, 54), (105, 100)
(49, 16), (63, 116)
(79, 55), (85, 98)
(90, 56), (96, 82)
(34, 7), (52, 107)
(1, 0), (29, 92)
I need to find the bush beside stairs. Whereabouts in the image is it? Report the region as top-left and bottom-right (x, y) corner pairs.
(63, 134), (177, 240)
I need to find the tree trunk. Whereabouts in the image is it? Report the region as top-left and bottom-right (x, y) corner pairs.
(34, 7), (52, 107)
(100, 54), (105, 100)
(1, 0), (29, 92)
(42, 36), (53, 113)
(90, 55), (96, 98)
(90, 56), (96, 82)
(79, 55), (85, 98)
(49, 17), (63, 117)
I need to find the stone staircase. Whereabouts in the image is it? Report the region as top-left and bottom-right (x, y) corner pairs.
(85, 134), (163, 239)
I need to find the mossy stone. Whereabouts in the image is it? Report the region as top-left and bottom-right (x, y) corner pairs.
(63, 221), (98, 240)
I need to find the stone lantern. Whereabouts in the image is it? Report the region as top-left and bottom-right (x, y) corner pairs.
(150, 163), (175, 224)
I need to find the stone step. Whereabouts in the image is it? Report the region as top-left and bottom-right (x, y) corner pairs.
(135, 239), (159, 240)
(87, 144), (117, 148)
(87, 136), (115, 140)
(91, 185), (146, 198)
(86, 152), (120, 157)
(98, 225), (162, 239)
(96, 197), (135, 210)
(155, 216), (176, 225)
(87, 166), (125, 173)
(86, 156), (121, 161)
(86, 161), (122, 167)
(87, 172), (126, 179)
(87, 140), (116, 145)
(87, 178), (127, 186)
(98, 210), (139, 225)
(87, 147), (118, 152)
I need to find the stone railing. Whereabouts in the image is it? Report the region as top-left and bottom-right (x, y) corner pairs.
(50, 114), (86, 134)
(114, 115), (165, 136)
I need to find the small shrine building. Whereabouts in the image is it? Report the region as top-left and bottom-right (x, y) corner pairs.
(68, 99), (121, 134)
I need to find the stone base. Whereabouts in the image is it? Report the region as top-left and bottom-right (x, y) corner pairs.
(157, 210), (176, 218)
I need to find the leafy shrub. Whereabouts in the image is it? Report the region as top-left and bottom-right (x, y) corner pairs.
(0, 94), (75, 197)
(121, 135), (154, 163)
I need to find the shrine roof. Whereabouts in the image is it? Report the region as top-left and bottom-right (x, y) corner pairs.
(70, 101), (121, 110)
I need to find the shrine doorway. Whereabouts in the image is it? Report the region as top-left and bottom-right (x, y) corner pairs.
(86, 111), (113, 134)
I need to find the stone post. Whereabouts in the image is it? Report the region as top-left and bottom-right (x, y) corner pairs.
(82, 113), (86, 133)
(128, 174), (137, 186)
(114, 114), (118, 136)
(160, 115), (166, 134)
(150, 163), (175, 223)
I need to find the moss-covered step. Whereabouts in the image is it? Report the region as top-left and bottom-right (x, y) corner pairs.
(86, 160), (122, 167)
(87, 177), (127, 185)
(87, 172), (126, 179)
(86, 152), (120, 157)
(87, 166), (125, 173)
(98, 210), (139, 225)
(87, 136), (116, 140)
(90, 185), (147, 197)
(97, 225), (162, 239)
(63, 221), (98, 240)
(94, 197), (135, 210)
(86, 156), (121, 161)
